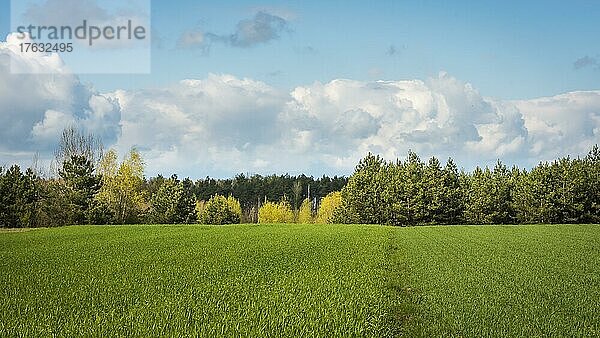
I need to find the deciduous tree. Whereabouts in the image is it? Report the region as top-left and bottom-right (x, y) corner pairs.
(96, 148), (147, 224)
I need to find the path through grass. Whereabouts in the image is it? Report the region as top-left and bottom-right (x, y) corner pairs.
(392, 224), (600, 336)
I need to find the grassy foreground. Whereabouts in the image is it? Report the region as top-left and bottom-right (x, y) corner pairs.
(1, 224), (599, 336)
(389, 225), (600, 337)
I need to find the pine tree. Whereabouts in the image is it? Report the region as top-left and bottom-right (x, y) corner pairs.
(440, 158), (464, 224)
(175, 178), (198, 224)
(340, 153), (387, 224)
(149, 176), (179, 224)
(0, 166), (40, 228)
(424, 156), (444, 224)
(200, 195), (241, 225)
(522, 163), (560, 223)
(403, 151), (426, 225)
(382, 161), (408, 225)
(490, 160), (514, 224)
(585, 145), (600, 222)
(59, 155), (101, 224)
(465, 166), (491, 224)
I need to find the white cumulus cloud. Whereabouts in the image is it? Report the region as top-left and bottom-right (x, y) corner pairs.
(0, 33), (121, 163)
(514, 91), (600, 162)
(1, 33), (599, 176)
(280, 73), (531, 169)
(106, 74), (287, 176)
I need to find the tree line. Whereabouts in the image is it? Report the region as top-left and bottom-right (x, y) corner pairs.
(0, 128), (346, 227)
(141, 172), (346, 224)
(332, 146), (600, 225)
(1, 127), (598, 227)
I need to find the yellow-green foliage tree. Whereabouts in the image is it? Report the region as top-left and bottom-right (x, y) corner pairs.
(199, 195), (241, 225)
(316, 191), (342, 224)
(195, 200), (205, 219)
(297, 198), (313, 224)
(227, 196), (242, 219)
(95, 148), (148, 224)
(258, 199), (295, 223)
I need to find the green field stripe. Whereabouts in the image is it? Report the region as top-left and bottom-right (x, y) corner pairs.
(388, 225), (600, 337)
(1, 225), (398, 337)
(2, 224), (599, 337)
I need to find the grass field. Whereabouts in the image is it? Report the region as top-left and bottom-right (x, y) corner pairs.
(1, 224), (599, 337)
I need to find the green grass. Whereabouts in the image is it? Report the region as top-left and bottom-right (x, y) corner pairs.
(0, 224), (398, 336)
(1, 224), (599, 337)
(389, 225), (600, 337)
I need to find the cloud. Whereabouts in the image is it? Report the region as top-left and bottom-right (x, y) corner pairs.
(106, 77), (600, 175)
(176, 30), (205, 49)
(111, 73), (516, 176)
(513, 91), (600, 161)
(386, 45), (397, 56)
(227, 11), (289, 47)
(31, 110), (77, 140)
(1, 34), (599, 176)
(177, 11), (290, 51)
(280, 74), (598, 171)
(24, 0), (110, 27)
(0, 33), (121, 160)
(574, 56), (599, 70)
(106, 74), (287, 176)
(280, 73), (532, 169)
(18, 0), (151, 50)
(248, 6), (296, 21)
(386, 44), (406, 56)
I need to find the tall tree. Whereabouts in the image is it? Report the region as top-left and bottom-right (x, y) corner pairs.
(316, 192), (341, 224)
(96, 148), (147, 224)
(424, 156), (444, 224)
(341, 153), (387, 224)
(53, 126), (103, 176)
(148, 176), (180, 224)
(404, 151), (426, 224)
(381, 161), (408, 225)
(464, 166), (491, 224)
(292, 180), (302, 211)
(585, 145), (600, 222)
(0, 166), (40, 228)
(490, 160), (514, 224)
(298, 198), (313, 224)
(149, 175), (197, 224)
(555, 157), (587, 223)
(175, 178), (197, 224)
(59, 155), (101, 224)
(440, 158), (464, 224)
(520, 163), (558, 223)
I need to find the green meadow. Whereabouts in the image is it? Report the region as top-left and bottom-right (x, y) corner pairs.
(1, 224), (599, 337)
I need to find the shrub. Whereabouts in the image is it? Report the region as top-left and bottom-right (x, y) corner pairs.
(148, 176), (197, 224)
(258, 199), (295, 224)
(226, 196), (242, 220)
(297, 198), (313, 224)
(199, 195), (241, 225)
(316, 191), (342, 224)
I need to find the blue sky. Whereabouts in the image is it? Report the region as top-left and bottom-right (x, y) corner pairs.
(79, 0), (600, 98)
(3, 0), (599, 98)
(1, 0), (599, 178)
